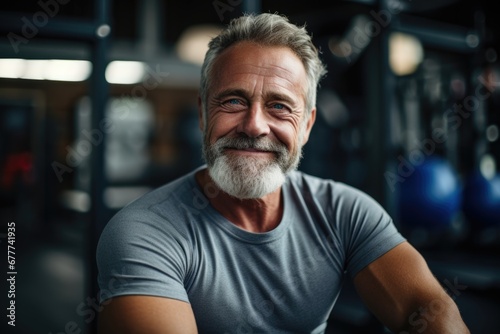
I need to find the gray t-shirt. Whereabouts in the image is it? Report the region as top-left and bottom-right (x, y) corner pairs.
(96, 167), (406, 333)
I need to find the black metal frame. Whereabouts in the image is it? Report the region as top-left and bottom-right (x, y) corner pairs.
(364, 0), (481, 219)
(0, 2), (111, 333)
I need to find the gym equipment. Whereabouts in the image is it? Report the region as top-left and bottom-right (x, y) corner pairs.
(460, 61), (500, 231)
(397, 156), (462, 230)
(462, 170), (500, 229)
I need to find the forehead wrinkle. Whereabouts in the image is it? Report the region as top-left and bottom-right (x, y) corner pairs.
(213, 70), (299, 97)
(244, 63), (300, 84)
(244, 65), (304, 98)
(210, 45), (308, 106)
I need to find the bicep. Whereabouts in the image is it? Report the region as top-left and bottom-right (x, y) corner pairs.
(98, 295), (198, 334)
(352, 241), (452, 332)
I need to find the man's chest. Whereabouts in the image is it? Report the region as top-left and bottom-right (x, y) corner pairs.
(185, 231), (345, 333)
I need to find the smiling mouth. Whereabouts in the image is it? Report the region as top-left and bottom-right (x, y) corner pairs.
(224, 147), (274, 154)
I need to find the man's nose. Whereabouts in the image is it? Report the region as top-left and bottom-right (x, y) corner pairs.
(236, 104), (271, 138)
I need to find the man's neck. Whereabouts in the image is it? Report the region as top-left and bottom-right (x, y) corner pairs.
(195, 168), (284, 233)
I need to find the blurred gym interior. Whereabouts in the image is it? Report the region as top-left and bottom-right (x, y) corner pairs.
(0, 0), (499, 333)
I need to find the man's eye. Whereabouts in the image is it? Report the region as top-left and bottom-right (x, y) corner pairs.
(220, 98), (246, 111)
(271, 103), (286, 110)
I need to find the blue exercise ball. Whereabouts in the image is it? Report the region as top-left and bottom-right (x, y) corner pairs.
(462, 170), (500, 229)
(397, 156), (462, 230)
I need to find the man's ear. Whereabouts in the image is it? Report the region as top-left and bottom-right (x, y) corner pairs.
(301, 108), (316, 146)
(198, 96), (204, 131)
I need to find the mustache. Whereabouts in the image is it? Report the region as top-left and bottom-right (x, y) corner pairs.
(213, 136), (288, 154)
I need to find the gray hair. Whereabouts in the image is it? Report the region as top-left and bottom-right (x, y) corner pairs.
(199, 12), (327, 117)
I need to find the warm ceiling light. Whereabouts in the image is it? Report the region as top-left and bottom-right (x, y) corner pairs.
(176, 24), (223, 66)
(389, 32), (424, 76)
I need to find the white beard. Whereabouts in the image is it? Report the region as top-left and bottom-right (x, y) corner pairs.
(208, 153), (286, 199)
(203, 135), (303, 199)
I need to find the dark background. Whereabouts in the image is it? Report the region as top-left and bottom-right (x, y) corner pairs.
(0, 0), (499, 333)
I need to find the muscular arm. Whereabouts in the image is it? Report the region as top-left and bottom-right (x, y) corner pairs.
(353, 241), (469, 333)
(97, 296), (198, 334)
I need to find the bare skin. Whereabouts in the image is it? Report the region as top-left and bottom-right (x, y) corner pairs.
(97, 296), (197, 334)
(354, 242), (470, 333)
(97, 41), (470, 334)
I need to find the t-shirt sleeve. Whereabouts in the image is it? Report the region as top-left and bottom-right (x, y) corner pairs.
(96, 207), (191, 304)
(337, 184), (406, 278)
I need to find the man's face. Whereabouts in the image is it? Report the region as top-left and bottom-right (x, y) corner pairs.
(200, 41), (316, 199)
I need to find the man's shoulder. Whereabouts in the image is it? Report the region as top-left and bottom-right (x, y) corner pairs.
(286, 170), (381, 207)
(104, 167), (202, 231)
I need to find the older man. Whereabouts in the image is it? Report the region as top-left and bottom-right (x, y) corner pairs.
(96, 12), (470, 334)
